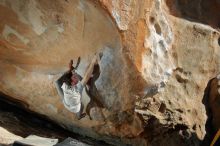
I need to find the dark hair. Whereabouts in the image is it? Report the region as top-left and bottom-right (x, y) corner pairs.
(71, 71), (82, 81)
(63, 74), (72, 86)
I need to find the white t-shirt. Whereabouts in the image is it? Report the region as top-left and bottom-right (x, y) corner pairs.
(61, 82), (84, 113)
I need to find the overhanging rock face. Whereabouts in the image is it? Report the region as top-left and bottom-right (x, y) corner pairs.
(0, 0), (220, 146)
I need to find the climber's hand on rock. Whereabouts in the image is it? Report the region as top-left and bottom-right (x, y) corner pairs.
(97, 52), (103, 64)
(91, 55), (97, 64)
(93, 52), (102, 64)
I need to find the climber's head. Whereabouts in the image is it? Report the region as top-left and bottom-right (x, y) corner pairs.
(68, 58), (82, 86)
(71, 71), (81, 86)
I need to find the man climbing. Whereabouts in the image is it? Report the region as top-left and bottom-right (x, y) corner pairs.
(55, 54), (99, 120)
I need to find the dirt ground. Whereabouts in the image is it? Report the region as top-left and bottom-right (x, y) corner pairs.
(0, 97), (110, 146)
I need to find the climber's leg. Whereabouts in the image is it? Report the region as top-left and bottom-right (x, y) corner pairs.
(76, 103), (86, 120)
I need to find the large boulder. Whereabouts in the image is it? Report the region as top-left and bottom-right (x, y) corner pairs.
(0, 0), (220, 145)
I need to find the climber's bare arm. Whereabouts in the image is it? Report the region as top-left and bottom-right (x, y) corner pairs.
(81, 55), (99, 86)
(55, 75), (64, 98)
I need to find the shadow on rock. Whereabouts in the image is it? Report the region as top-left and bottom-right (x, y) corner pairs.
(165, 0), (220, 28)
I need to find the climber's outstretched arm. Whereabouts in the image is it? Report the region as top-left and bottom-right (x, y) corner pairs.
(81, 55), (99, 86)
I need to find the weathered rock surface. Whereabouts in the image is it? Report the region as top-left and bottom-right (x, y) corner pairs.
(0, 0), (220, 146)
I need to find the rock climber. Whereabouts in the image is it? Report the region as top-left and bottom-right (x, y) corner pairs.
(55, 55), (99, 120)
